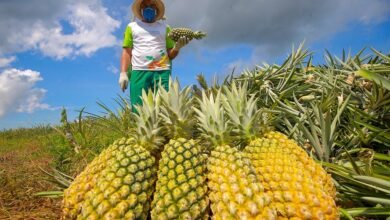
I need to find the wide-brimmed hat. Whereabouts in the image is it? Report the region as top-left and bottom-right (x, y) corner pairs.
(132, 0), (165, 21)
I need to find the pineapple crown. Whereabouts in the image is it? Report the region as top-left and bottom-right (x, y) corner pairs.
(158, 79), (196, 140)
(222, 81), (272, 147)
(193, 31), (207, 40)
(194, 81), (273, 149)
(131, 89), (166, 153)
(194, 89), (233, 148)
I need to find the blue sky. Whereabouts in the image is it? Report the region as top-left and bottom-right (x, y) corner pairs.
(0, 0), (389, 129)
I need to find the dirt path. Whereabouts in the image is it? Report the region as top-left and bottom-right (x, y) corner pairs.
(0, 143), (61, 220)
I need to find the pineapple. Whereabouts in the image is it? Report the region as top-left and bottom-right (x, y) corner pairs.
(262, 131), (336, 198)
(168, 27), (206, 42)
(245, 135), (339, 219)
(151, 80), (209, 219)
(62, 90), (166, 219)
(62, 146), (114, 219)
(78, 138), (157, 219)
(194, 89), (276, 219)
(221, 82), (338, 219)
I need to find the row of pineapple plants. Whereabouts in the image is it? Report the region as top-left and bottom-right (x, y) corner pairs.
(60, 78), (339, 219)
(230, 44), (390, 218)
(232, 44), (388, 160)
(41, 44), (388, 219)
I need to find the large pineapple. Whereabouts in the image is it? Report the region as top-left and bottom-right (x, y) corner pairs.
(151, 80), (209, 219)
(62, 145), (115, 219)
(221, 82), (338, 219)
(262, 131), (336, 198)
(62, 138), (156, 220)
(168, 27), (207, 42)
(194, 89), (276, 219)
(245, 135), (339, 219)
(62, 90), (166, 219)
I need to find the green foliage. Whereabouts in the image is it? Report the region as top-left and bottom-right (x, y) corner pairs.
(86, 95), (134, 138)
(228, 45), (390, 218)
(50, 107), (123, 174)
(324, 150), (390, 219)
(0, 124), (56, 154)
(230, 45), (389, 160)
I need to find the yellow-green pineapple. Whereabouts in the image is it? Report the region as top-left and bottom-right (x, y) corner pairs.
(62, 90), (166, 219)
(168, 27), (206, 42)
(62, 146), (115, 219)
(194, 88), (276, 219)
(151, 80), (209, 219)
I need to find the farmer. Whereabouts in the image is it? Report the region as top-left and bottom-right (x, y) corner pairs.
(119, 0), (189, 111)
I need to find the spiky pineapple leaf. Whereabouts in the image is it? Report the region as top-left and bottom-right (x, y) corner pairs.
(159, 79), (195, 139)
(342, 207), (390, 217)
(355, 69), (390, 91)
(352, 175), (390, 191)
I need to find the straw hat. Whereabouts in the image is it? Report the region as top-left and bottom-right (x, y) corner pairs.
(132, 0), (165, 21)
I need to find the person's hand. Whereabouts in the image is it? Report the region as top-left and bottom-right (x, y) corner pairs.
(118, 72), (129, 92)
(173, 37), (189, 51)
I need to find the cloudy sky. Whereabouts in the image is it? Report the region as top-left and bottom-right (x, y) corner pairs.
(0, 0), (389, 129)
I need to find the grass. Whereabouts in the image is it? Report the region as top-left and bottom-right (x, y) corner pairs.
(0, 103), (126, 218)
(0, 125), (53, 153)
(0, 119), (118, 219)
(0, 126), (63, 219)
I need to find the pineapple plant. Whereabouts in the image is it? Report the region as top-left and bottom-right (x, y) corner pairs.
(194, 88), (276, 219)
(62, 90), (166, 219)
(219, 82), (338, 219)
(151, 80), (209, 219)
(168, 27), (207, 42)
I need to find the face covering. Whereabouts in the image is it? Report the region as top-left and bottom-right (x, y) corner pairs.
(142, 6), (156, 23)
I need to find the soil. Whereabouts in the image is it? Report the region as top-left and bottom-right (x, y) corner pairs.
(0, 143), (61, 220)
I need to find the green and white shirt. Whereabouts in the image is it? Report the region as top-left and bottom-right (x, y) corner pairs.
(122, 19), (175, 71)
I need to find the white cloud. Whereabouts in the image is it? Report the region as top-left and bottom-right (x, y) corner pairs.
(0, 69), (50, 117)
(107, 64), (119, 74)
(0, 56), (16, 68)
(0, 0), (120, 59)
(16, 89), (50, 113)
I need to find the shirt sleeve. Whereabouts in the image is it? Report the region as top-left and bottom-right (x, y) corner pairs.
(166, 25), (175, 49)
(122, 25), (133, 48)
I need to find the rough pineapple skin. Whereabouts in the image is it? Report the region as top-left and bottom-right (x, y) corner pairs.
(263, 132), (336, 198)
(62, 139), (121, 219)
(151, 138), (209, 220)
(208, 145), (276, 219)
(168, 28), (206, 42)
(73, 138), (157, 220)
(244, 132), (339, 219)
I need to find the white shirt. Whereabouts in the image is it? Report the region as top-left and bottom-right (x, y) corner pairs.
(125, 19), (172, 71)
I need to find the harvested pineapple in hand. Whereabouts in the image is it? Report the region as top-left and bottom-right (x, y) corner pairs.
(168, 28), (207, 42)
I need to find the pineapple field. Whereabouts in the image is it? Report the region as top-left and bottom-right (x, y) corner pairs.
(1, 45), (389, 219)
